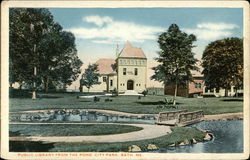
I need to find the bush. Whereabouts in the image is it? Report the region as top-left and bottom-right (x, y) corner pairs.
(142, 90), (148, 97)
(9, 88), (31, 98)
(93, 96), (100, 102)
(111, 88), (118, 97)
(105, 98), (113, 102)
(164, 98), (174, 104)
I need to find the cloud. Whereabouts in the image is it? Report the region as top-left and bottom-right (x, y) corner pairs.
(197, 22), (239, 30)
(183, 22), (238, 41)
(68, 15), (164, 44)
(83, 15), (113, 27)
(183, 28), (232, 41)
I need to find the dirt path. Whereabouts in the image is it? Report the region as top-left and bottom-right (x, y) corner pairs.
(9, 122), (171, 143)
(204, 112), (243, 121)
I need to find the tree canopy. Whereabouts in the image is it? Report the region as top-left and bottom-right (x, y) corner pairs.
(202, 37), (243, 96)
(151, 24), (198, 104)
(9, 8), (83, 91)
(80, 64), (101, 92)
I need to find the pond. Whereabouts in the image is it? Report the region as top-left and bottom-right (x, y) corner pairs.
(10, 109), (156, 124)
(157, 120), (243, 153)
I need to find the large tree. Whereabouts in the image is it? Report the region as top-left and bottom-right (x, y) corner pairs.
(9, 8), (82, 92)
(80, 64), (101, 92)
(202, 37), (243, 96)
(151, 24), (198, 105)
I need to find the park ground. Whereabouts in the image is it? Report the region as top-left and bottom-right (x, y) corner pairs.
(9, 91), (243, 115)
(9, 91), (243, 152)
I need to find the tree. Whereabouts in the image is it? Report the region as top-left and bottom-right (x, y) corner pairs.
(151, 24), (198, 105)
(202, 37), (243, 97)
(80, 64), (101, 92)
(9, 8), (83, 93)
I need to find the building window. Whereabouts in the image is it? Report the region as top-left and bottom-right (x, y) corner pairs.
(103, 77), (107, 82)
(123, 68), (126, 75)
(110, 80), (113, 86)
(195, 83), (201, 88)
(134, 68), (138, 75)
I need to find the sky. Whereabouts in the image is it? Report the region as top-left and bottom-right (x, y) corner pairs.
(49, 8), (243, 64)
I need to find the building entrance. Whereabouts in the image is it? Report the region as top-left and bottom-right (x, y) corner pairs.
(127, 80), (134, 90)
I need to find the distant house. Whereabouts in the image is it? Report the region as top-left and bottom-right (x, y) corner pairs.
(81, 42), (147, 93)
(164, 69), (204, 97)
(164, 66), (243, 97)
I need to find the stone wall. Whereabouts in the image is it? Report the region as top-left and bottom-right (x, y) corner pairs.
(177, 110), (204, 125)
(156, 110), (188, 123)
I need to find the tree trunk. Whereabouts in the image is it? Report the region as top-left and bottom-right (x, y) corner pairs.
(19, 83), (22, 90)
(88, 88), (90, 93)
(225, 88), (229, 97)
(235, 88), (238, 97)
(63, 84), (67, 91)
(79, 85), (83, 92)
(173, 83), (178, 106)
(43, 77), (49, 93)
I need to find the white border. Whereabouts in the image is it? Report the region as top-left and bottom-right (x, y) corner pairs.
(1, 1), (249, 160)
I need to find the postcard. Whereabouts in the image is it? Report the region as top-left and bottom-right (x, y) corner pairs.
(1, 0), (249, 159)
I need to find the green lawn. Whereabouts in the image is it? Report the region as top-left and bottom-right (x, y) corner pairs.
(9, 127), (205, 152)
(9, 92), (243, 115)
(50, 127), (205, 152)
(9, 124), (142, 136)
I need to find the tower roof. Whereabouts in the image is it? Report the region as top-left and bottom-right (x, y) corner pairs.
(118, 41), (146, 58)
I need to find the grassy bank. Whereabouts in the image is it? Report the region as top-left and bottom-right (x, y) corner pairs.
(28, 127), (204, 152)
(9, 92), (243, 115)
(9, 127), (205, 152)
(9, 124), (142, 136)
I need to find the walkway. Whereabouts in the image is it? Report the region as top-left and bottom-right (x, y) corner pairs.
(204, 112), (243, 120)
(9, 122), (171, 143)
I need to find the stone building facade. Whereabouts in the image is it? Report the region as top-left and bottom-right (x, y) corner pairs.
(81, 42), (147, 93)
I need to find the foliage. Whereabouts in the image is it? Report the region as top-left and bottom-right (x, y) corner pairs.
(9, 8), (82, 91)
(202, 37), (243, 96)
(111, 88), (118, 96)
(142, 90), (148, 97)
(93, 96), (100, 102)
(151, 24), (198, 105)
(80, 64), (101, 92)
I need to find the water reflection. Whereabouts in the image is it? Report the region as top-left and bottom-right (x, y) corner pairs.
(159, 120), (243, 153)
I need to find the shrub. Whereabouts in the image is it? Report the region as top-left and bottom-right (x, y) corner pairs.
(111, 88), (118, 97)
(93, 96), (100, 102)
(142, 90), (148, 97)
(105, 98), (113, 102)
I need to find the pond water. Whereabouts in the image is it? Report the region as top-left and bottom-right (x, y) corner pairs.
(157, 120), (243, 153)
(10, 110), (156, 124)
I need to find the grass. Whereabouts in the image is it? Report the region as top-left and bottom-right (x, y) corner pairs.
(9, 92), (243, 115)
(49, 127), (206, 152)
(9, 124), (142, 136)
(9, 127), (205, 152)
